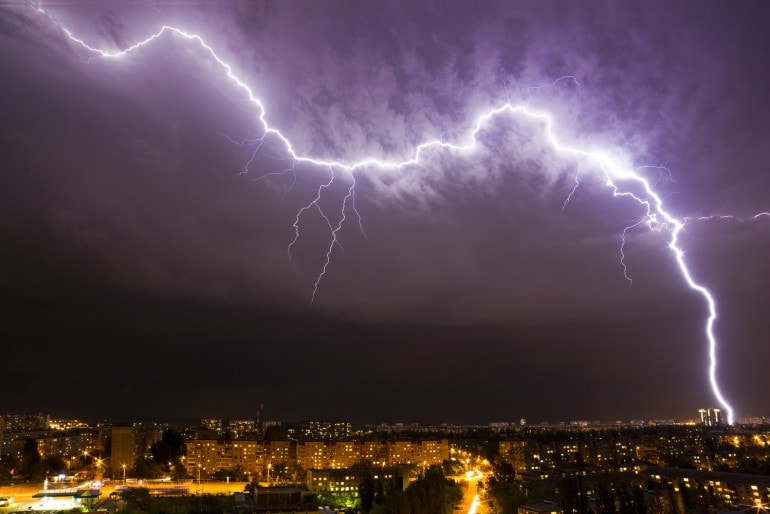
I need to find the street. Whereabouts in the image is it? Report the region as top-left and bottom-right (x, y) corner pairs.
(0, 480), (249, 512)
(452, 470), (489, 514)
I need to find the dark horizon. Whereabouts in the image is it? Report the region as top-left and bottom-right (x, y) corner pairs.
(2, 2), (769, 424)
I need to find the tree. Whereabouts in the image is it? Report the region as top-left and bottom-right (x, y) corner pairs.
(374, 473), (386, 506)
(131, 456), (165, 479)
(559, 476), (578, 514)
(359, 473), (375, 513)
(485, 457), (527, 514)
(150, 429), (185, 464)
(0, 454), (19, 484)
(372, 489), (409, 514)
(149, 440), (172, 464)
(367, 465), (461, 514)
(595, 477), (617, 514)
(633, 485), (647, 514)
(21, 438), (41, 475)
(211, 466), (245, 481)
(616, 482), (647, 514)
(405, 465), (461, 514)
(42, 455), (66, 474)
(487, 481), (528, 514)
(120, 487), (153, 513)
(488, 459), (517, 485)
(558, 476), (588, 514)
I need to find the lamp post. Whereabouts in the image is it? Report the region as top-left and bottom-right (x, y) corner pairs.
(122, 464), (126, 485)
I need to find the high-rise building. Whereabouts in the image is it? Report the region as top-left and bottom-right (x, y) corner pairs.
(229, 420), (256, 438)
(301, 421), (351, 440)
(1, 413), (49, 432)
(201, 419), (223, 432)
(699, 408), (722, 427)
(111, 426), (137, 475)
(262, 420), (282, 432)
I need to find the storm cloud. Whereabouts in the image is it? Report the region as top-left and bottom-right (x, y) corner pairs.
(1, 1), (769, 423)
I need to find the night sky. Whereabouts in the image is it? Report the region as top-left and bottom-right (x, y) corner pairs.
(2, 1), (769, 425)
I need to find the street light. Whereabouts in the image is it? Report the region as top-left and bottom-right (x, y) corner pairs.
(122, 464), (126, 485)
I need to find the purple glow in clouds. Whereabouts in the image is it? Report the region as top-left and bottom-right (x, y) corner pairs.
(32, 4), (770, 424)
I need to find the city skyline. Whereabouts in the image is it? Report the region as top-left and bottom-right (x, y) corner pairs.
(3, 411), (770, 513)
(2, 406), (765, 432)
(2, 2), (769, 423)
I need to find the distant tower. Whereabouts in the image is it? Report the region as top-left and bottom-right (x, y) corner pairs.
(699, 408), (722, 426)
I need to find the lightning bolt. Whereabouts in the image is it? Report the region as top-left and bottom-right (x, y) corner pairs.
(619, 216), (646, 287)
(562, 159), (582, 210)
(527, 74), (583, 99)
(685, 213), (770, 224)
(311, 177), (358, 304)
(34, 5), (770, 425)
(288, 168), (343, 262)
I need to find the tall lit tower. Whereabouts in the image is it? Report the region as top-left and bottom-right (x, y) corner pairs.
(699, 408), (723, 426)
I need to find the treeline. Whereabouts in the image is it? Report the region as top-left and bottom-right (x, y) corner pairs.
(365, 466), (463, 514)
(129, 429), (187, 480)
(0, 438), (67, 483)
(484, 460), (651, 514)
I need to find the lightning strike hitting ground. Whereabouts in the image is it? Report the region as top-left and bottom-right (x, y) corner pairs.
(35, 5), (770, 424)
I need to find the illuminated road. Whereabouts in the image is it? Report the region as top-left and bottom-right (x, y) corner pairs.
(452, 470), (487, 514)
(0, 483), (42, 512)
(0, 480), (248, 512)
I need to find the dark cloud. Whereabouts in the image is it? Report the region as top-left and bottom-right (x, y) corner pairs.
(1, 1), (769, 423)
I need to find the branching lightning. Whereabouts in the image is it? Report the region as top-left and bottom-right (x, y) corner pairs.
(35, 4), (770, 424)
(562, 160), (582, 210)
(685, 213), (770, 224)
(311, 178), (358, 303)
(619, 216), (646, 287)
(288, 168), (340, 261)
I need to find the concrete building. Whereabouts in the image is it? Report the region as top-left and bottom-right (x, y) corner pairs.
(184, 438), (449, 477)
(201, 419), (223, 432)
(229, 420), (256, 438)
(640, 466), (770, 508)
(301, 421), (351, 440)
(111, 426), (137, 475)
(307, 466), (400, 496)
